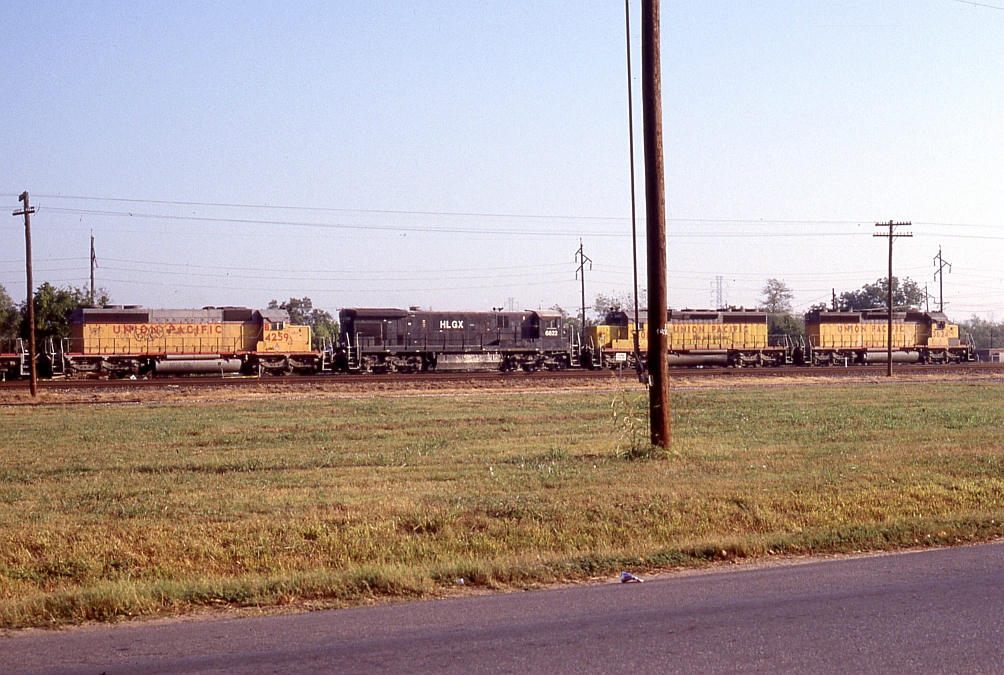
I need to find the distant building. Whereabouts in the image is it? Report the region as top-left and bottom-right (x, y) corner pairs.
(975, 349), (1004, 363)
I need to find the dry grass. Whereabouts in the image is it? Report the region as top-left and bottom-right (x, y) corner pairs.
(3, 379), (1004, 629)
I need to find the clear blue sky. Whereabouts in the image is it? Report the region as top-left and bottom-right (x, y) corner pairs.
(2, 1), (1002, 319)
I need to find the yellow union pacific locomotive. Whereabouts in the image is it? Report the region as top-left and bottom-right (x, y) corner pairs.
(585, 308), (793, 368)
(61, 305), (316, 376)
(804, 309), (974, 365)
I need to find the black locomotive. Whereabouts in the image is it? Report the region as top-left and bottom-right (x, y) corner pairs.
(338, 308), (573, 373)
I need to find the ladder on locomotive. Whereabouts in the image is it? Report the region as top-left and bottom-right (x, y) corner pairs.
(316, 336), (334, 373)
(345, 332), (362, 372)
(46, 337), (66, 376)
(569, 332), (582, 368)
(14, 338), (30, 378)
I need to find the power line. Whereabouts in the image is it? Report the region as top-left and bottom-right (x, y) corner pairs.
(35, 207), (879, 238)
(96, 263), (576, 283)
(100, 257), (572, 275)
(5, 191), (1002, 230)
(84, 274), (578, 294)
(2, 192), (626, 222)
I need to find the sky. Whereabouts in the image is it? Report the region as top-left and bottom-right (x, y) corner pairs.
(2, 1), (1003, 321)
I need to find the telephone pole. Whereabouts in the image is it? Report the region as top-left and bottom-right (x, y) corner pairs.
(13, 192), (37, 397)
(624, 0), (644, 382)
(933, 247), (951, 313)
(642, 0), (670, 448)
(90, 231), (97, 304)
(873, 221), (912, 377)
(575, 240), (592, 343)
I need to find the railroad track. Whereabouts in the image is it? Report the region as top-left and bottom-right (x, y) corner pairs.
(2, 362), (1003, 391)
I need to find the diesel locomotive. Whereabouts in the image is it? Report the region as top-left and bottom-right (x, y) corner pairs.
(804, 308), (974, 365)
(35, 301), (975, 379)
(338, 307), (573, 372)
(56, 305), (318, 377)
(584, 308), (796, 369)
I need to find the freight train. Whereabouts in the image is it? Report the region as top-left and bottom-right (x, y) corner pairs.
(33, 302), (974, 378)
(47, 305), (576, 377)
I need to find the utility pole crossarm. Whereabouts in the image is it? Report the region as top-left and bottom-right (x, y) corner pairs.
(873, 221), (913, 377)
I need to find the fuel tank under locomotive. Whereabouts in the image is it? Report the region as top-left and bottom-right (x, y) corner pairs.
(153, 355), (244, 375)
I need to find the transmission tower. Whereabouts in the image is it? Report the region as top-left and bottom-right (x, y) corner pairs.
(575, 240), (592, 341)
(933, 247), (952, 313)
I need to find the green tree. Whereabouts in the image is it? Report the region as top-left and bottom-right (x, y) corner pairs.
(20, 283), (110, 349)
(268, 297), (338, 343)
(549, 304), (579, 336)
(758, 279), (802, 336)
(758, 278), (794, 315)
(768, 312), (805, 338)
(0, 284), (20, 339)
(592, 291), (646, 325)
(957, 316), (1004, 350)
(838, 277), (924, 311)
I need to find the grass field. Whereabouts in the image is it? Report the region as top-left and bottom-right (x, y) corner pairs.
(3, 380), (1004, 629)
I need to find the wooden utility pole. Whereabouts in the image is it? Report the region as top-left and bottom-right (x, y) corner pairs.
(624, 0), (644, 382)
(873, 221), (912, 377)
(642, 0), (670, 447)
(13, 192), (37, 397)
(90, 232), (97, 304)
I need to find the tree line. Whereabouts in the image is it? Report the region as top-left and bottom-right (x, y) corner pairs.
(4, 279), (999, 350)
(0, 283), (110, 346)
(0, 283), (338, 349)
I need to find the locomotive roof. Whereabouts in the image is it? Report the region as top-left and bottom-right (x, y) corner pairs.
(69, 306), (289, 324)
(339, 308), (411, 320)
(804, 308), (944, 323)
(669, 308), (768, 321)
(602, 307), (768, 325)
(340, 308), (559, 320)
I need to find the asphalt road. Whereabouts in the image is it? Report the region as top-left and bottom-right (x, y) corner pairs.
(6, 542), (1004, 674)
